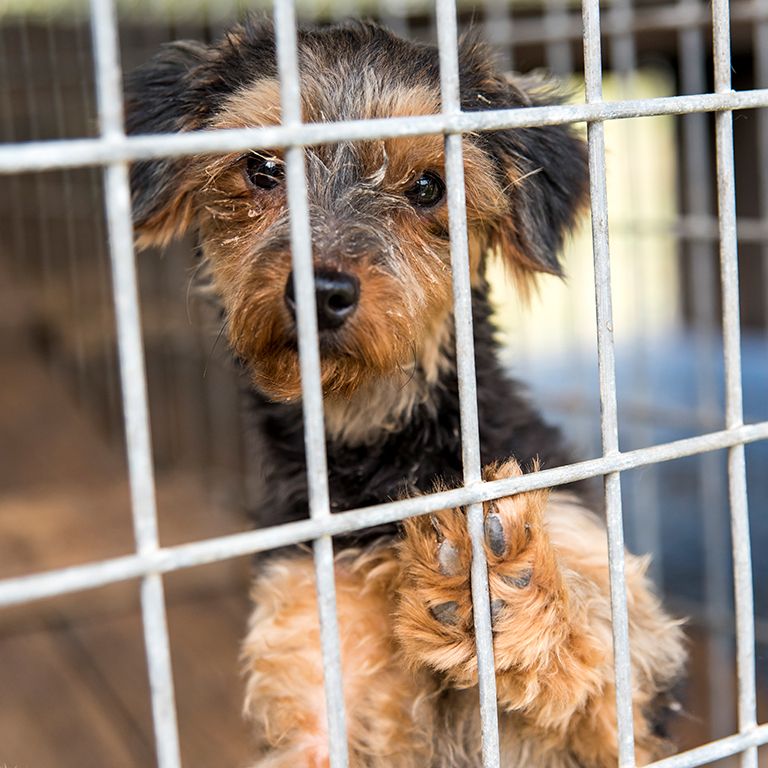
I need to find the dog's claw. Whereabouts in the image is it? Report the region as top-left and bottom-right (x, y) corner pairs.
(437, 539), (461, 576)
(430, 601), (459, 625)
(429, 514), (444, 540)
(484, 513), (506, 557)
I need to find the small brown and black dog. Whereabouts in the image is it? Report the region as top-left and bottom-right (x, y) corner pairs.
(126, 18), (685, 768)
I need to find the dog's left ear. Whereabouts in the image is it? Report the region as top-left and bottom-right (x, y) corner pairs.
(125, 41), (216, 248)
(463, 60), (589, 277)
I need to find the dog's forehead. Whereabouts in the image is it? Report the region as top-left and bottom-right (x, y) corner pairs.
(215, 67), (445, 181)
(217, 72), (441, 129)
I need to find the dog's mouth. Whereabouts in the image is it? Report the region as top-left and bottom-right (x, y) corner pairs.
(280, 323), (351, 358)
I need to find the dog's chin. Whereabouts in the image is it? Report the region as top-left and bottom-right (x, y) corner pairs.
(248, 347), (379, 404)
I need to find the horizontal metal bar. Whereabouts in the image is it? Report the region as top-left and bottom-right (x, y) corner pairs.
(483, 0), (767, 47)
(0, 421), (765, 610)
(2, 89), (768, 175)
(14, 207), (768, 245)
(631, 213), (768, 245)
(648, 723), (768, 768)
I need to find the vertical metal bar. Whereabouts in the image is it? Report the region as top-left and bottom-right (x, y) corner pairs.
(712, 1), (758, 765)
(89, 1), (182, 767)
(482, 0), (513, 73)
(582, 0), (636, 765)
(755, 3), (768, 361)
(272, 3), (349, 767)
(435, 2), (501, 766)
(608, 0), (663, 586)
(0, 27), (28, 275)
(544, 0), (574, 78)
(677, 0), (734, 740)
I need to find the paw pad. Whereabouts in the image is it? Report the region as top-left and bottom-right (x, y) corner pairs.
(503, 568), (533, 589)
(484, 512), (506, 557)
(430, 601), (459, 625)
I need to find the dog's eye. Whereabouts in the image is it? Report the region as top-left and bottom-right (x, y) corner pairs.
(245, 153), (284, 190)
(405, 172), (445, 208)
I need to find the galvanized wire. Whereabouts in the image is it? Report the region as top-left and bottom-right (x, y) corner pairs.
(712, 1), (759, 766)
(273, 1), (349, 764)
(2, 421), (766, 610)
(581, 0), (635, 762)
(89, 0), (181, 766)
(1, 3), (765, 768)
(4, 89), (768, 174)
(436, 1), (500, 765)
(678, 0), (736, 741)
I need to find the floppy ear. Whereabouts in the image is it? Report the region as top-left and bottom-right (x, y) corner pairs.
(462, 59), (588, 277)
(125, 41), (215, 248)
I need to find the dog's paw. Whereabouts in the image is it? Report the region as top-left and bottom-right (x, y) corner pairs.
(394, 459), (554, 683)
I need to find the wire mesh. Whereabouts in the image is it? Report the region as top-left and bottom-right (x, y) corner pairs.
(0, 0), (766, 767)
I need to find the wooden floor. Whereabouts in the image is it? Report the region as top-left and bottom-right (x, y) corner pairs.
(1, 336), (765, 767)
(0, 338), (255, 768)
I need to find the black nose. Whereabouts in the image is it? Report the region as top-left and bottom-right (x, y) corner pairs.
(284, 270), (360, 330)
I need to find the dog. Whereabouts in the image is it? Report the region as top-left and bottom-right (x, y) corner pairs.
(126, 18), (686, 768)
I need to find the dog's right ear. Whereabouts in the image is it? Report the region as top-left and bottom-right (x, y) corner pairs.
(125, 41), (214, 248)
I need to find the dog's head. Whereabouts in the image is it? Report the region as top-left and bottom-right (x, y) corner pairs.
(127, 19), (587, 403)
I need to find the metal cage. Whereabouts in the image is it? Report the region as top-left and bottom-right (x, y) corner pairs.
(0, 0), (766, 767)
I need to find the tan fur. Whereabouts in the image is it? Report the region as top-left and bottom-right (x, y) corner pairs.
(242, 549), (437, 768)
(242, 461), (686, 767)
(322, 313), (454, 445)
(135, 73), (534, 405)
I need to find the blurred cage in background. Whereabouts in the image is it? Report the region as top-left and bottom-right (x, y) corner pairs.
(0, 0), (766, 766)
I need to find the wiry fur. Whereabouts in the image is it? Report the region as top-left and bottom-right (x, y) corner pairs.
(126, 18), (686, 767)
(240, 466), (685, 768)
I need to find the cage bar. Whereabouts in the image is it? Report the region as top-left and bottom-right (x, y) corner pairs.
(272, 1), (350, 764)
(3, 421), (766, 612)
(89, 0), (182, 766)
(4, 89), (768, 175)
(712, 0), (759, 765)
(649, 722), (768, 768)
(581, 0), (636, 763)
(435, 1), (502, 765)
(678, 0), (736, 740)
(0, 2), (766, 767)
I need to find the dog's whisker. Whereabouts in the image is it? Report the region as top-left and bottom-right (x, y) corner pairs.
(203, 319), (228, 379)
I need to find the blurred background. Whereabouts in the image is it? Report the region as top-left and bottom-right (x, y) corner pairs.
(0, 0), (766, 766)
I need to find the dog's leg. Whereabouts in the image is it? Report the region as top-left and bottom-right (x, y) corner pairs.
(394, 460), (686, 767)
(242, 549), (436, 768)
